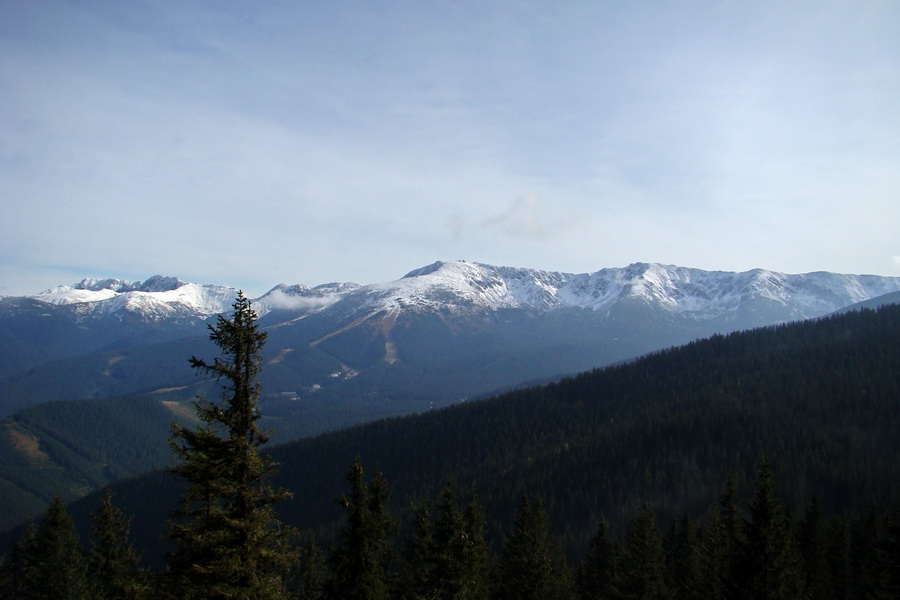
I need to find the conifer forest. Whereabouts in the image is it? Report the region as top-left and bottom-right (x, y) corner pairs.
(2, 296), (899, 599)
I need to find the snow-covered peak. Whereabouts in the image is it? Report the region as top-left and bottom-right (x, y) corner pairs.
(38, 275), (190, 303)
(401, 261), (447, 279)
(36, 285), (120, 305)
(347, 261), (900, 320)
(32, 276), (237, 320)
(72, 277), (135, 292)
(369, 261), (519, 311)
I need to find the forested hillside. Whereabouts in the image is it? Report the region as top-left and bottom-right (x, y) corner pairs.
(3, 304), (899, 598)
(272, 303), (900, 550)
(9, 303), (893, 568)
(0, 395), (197, 531)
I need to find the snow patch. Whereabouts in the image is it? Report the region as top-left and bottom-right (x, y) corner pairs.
(32, 277), (236, 319)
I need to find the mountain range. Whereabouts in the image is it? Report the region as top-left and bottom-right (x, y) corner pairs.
(27, 260), (900, 322)
(4, 260), (900, 420)
(1, 260), (899, 532)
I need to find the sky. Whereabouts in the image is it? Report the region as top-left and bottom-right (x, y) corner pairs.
(2, 1), (899, 297)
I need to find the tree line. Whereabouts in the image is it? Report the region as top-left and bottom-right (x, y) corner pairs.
(2, 456), (898, 599)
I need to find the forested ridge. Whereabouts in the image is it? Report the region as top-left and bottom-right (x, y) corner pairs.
(2, 303), (899, 598)
(0, 395), (198, 532)
(273, 303), (900, 549)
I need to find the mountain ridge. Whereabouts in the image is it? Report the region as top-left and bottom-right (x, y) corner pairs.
(8, 260), (897, 407)
(26, 260), (900, 323)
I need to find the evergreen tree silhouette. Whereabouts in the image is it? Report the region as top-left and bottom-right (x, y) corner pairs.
(165, 292), (295, 600)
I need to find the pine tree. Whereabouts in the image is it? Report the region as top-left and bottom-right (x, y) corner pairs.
(291, 532), (327, 600)
(702, 476), (745, 600)
(616, 502), (668, 600)
(432, 482), (469, 598)
(459, 488), (491, 600)
(402, 479), (490, 600)
(797, 500), (828, 600)
(400, 501), (436, 599)
(576, 519), (618, 600)
(16, 494), (90, 600)
(665, 514), (703, 600)
(87, 487), (144, 600)
(492, 495), (576, 600)
(739, 459), (802, 600)
(165, 291), (295, 600)
(326, 457), (396, 600)
(0, 522), (36, 597)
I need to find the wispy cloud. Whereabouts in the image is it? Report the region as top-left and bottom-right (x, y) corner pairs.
(478, 194), (584, 240)
(2, 1), (899, 294)
(256, 289), (342, 312)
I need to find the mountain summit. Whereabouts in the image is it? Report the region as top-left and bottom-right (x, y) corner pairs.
(33, 276), (237, 319)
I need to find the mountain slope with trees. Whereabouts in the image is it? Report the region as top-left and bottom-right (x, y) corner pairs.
(0, 394), (198, 532)
(269, 303), (900, 550)
(2, 304), (899, 598)
(15, 303), (896, 569)
(2, 263), (898, 532)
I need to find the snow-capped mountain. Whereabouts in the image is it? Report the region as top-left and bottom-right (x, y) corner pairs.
(4, 259), (899, 419)
(33, 275), (237, 320)
(256, 260), (900, 323)
(27, 260), (900, 325)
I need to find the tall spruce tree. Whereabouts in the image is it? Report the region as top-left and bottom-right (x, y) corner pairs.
(665, 514), (704, 600)
(492, 495), (576, 600)
(165, 291), (295, 600)
(576, 519), (618, 600)
(824, 518), (851, 600)
(326, 457), (396, 600)
(0, 522), (36, 597)
(401, 501), (436, 599)
(740, 459), (802, 600)
(0, 553), (8, 596)
(616, 502), (668, 600)
(850, 509), (897, 600)
(16, 494), (90, 600)
(291, 532), (327, 600)
(460, 488), (491, 600)
(401, 479), (490, 600)
(87, 487), (143, 600)
(702, 476), (746, 600)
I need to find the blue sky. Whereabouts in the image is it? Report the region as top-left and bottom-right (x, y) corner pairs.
(2, 1), (899, 296)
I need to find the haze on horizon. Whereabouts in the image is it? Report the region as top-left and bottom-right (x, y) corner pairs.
(2, 1), (899, 297)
